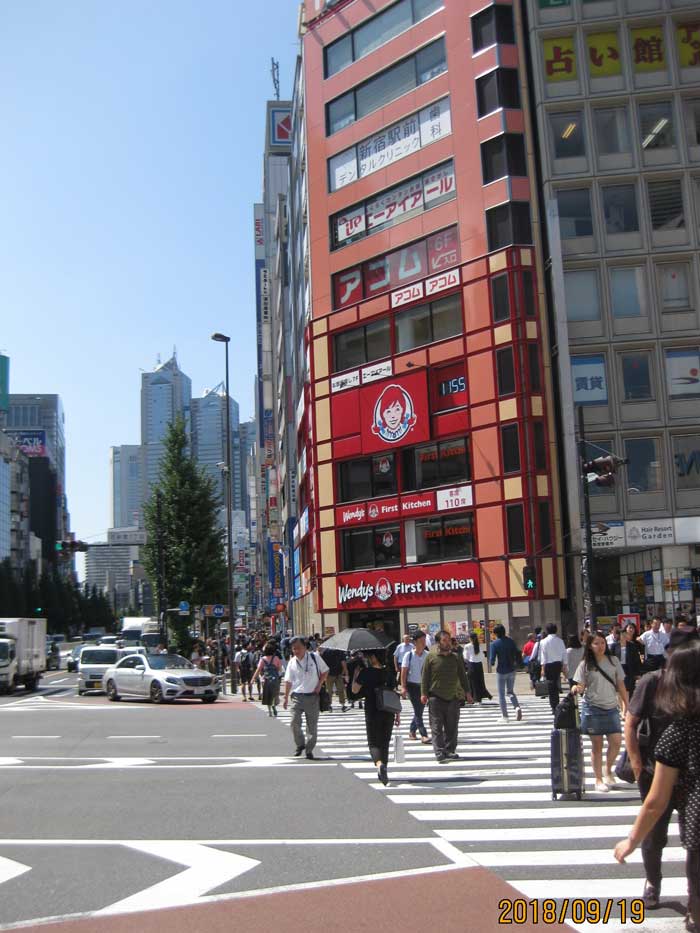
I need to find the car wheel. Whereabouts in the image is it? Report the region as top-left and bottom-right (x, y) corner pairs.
(106, 680), (121, 702)
(78, 689), (85, 696)
(201, 696), (217, 704)
(150, 682), (164, 704)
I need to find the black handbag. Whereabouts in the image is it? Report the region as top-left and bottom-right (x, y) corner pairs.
(319, 685), (331, 713)
(553, 692), (578, 730)
(535, 680), (550, 698)
(375, 687), (402, 714)
(614, 749), (635, 783)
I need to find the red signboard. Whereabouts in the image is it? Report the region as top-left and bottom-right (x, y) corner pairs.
(337, 561), (481, 610)
(366, 496), (400, 522)
(360, 371), (431, 455)
(335, 503), (367, 527)
(400, 491), (436, 517)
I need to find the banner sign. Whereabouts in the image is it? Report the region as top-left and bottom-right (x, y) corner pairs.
(360, 371), (430, 455)
(7, 430), (47, 458)
(337, 561), (481, 610)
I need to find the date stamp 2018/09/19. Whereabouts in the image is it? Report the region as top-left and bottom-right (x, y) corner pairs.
(498, 898), (645, 925)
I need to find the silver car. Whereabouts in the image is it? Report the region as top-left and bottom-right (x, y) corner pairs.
(103, 653), (219, 704)
(77, 647), (120, 694)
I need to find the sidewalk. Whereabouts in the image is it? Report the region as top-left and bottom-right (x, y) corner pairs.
(24, 866), (573, 932)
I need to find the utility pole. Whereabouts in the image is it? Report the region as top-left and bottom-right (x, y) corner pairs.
(156, 488), (166, 645)
(578, 406), (595, 630)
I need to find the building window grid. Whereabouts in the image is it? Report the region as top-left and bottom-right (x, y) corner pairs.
(326, 36), (447, 135)
(324, 0), (444, 79)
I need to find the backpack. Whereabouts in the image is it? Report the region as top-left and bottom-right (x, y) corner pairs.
(262, 658), (280, 682)
(238, 651), (252, 674)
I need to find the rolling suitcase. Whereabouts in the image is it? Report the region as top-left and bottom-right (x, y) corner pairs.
(550, 727), (585, 800)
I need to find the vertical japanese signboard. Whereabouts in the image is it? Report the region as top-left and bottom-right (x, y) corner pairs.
(254, 203), (265, 447)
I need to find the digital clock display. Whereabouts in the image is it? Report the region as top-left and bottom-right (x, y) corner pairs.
(438, 375), (466, 397)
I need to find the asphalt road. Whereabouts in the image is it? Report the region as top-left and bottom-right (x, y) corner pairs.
(0, 671), (688, 931)
(0, 671), (449, 928)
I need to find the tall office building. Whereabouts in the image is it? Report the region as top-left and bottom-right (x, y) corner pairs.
(239, 418), (257, 527)
(110, 445), (143, 528)
(288, 0), (568, 639)
(191, 385), (241, 518)
(6, 394), (69, 546)
(140, 354), (192, 503)
(523, 0), (700, 621)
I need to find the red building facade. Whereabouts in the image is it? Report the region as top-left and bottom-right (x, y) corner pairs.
(296, 0), (567, 641)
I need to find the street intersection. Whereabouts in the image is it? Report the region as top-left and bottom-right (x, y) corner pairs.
(0, 671), (688, 931)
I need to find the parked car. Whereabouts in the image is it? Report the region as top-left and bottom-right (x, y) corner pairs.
(77, 647), (120, 695)
(103, 653), (218, 704)
(66, 644), (83, 673)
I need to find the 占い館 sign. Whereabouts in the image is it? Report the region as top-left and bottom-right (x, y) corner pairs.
(336, 562), (480, 611)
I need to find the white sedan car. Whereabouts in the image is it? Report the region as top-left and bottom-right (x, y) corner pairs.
(102, 653), (219, 704)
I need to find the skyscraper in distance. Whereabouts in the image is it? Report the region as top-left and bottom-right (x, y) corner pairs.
(140, 354), (192, 503)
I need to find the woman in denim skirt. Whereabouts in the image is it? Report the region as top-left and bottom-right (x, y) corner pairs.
(573, 633), (629, 794)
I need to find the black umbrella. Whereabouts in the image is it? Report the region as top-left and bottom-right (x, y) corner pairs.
(320, 627), (391, 652)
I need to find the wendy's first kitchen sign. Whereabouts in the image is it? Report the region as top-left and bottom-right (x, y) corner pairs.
(336, 561), (480, 610)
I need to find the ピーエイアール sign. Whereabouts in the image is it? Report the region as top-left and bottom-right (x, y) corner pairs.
(336, 561), (480, 610)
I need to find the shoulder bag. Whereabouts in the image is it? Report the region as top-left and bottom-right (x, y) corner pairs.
(310, 653), (332, 713)
(375, 686), (402, 714)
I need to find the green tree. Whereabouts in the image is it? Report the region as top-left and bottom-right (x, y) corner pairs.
(143, 416), (227, 647)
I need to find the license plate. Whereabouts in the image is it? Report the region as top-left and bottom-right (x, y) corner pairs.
(88, 681), (100, 687)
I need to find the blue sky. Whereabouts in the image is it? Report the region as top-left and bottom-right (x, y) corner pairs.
(0, 1), (299, 548)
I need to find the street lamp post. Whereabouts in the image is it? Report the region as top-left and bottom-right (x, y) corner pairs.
(211, 332), (236, 693)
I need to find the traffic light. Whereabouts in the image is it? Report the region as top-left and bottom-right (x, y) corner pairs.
(522, 565), (537, 593)
(583, 455), (628, 488)
(55, 540), (89, 555)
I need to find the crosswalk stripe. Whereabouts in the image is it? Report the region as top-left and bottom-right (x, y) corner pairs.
(274, 695), (688, 925)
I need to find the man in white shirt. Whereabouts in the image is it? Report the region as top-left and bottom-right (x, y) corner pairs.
(539, 623), (567, 713)
(393, 634), (413, 679)
(638, 617), (669, 672)
(400, 631), (430, 742)
(282, 636), (328, 759)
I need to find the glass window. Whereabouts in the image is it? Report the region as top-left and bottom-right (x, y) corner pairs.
(506, 504), (526, 553)
(624, 437), (662, 494)
(521, 270), (536, 318)
(403, 438), (470, 490)
(564, 269), (601, 321)
(549, 112), (585, 159)
(356, 58), (415, 119)
(648, 179), (685, 231)
(497, 346), (516, 396)
(396, 304), (431, 353)
(528, 344), (542, 393)
(328, 93), (355, 135)
(684, 99), (700, 148)
(533, 422), (546, 470)
(621, 352), (652, 401)
(354, 0), (412, 59)
(413, 0), (443, 19)
(333, 319), (390, 372)
(374, 525), (401, 567)
(486, 203), (532, 251)
(610, 267), (645, 318)
(557, 188), (593, 238)
(602, 185), (639, 234)
(416, 513), (473, 563)
(339, 460), (372, 502)
(343, 528), (374, 570)
(476, 68), (520, 118)
(472, 5), (515, 52)
(334, 327), (366, 371)
(659, 264), (690, 311)
(481, 134), (526, 184)
(665, 348), (700, 400)
(593, 108), (631, 156)
(372, 453), (397, 497)
(672, 435), (700, 491)
(501, 423), (521, 473)
(431, 293), (462, 342)
(365, 318), (391, 360)
(416, 37), (447, 84)
(639, 101), (675, 151)
(325, 35), (353, 78)
(491, 273), (510, 322)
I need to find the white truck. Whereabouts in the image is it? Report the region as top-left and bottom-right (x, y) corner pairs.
(0, 618), (47, 693)
(118, 616), (153, 646)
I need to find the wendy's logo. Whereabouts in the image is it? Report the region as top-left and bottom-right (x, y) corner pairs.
(375, 577), (393, 602)
(371, 384), (417, 444)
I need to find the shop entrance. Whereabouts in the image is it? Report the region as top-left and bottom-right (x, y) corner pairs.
(347, 610), (401, 645)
